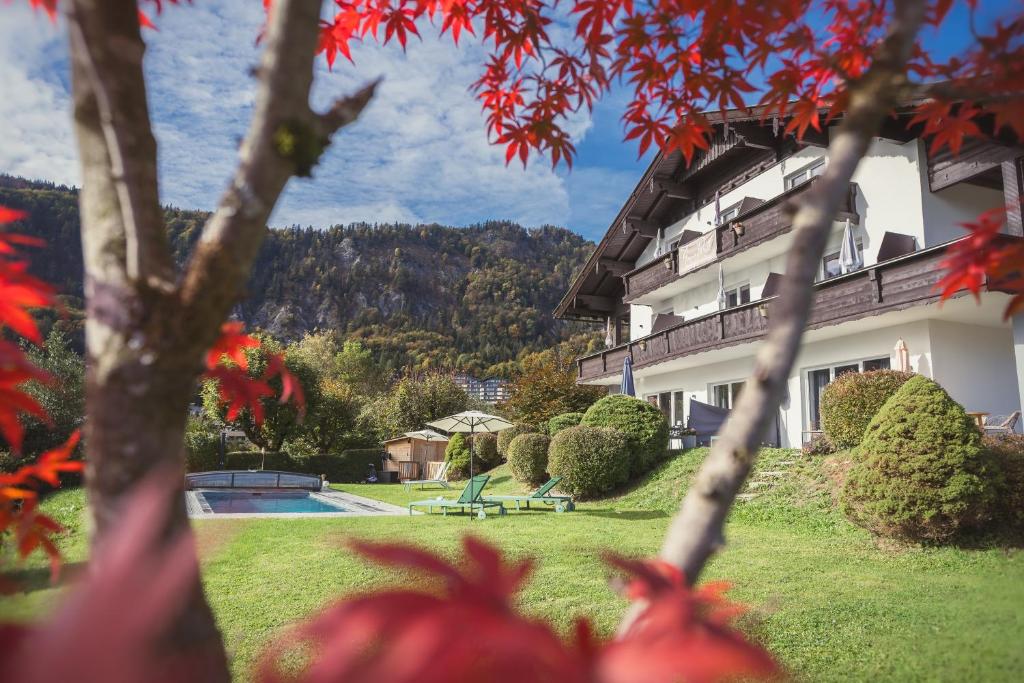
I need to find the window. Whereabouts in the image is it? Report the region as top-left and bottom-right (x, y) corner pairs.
(723, 283), (751, 309)
(711, 381), (745, 410)
(806, 357), (891, 429)
(673, 391), (686, 426)
(784, 158), (826, 189)
(718, 205), (740, 225)
(820, 239), (863, 280)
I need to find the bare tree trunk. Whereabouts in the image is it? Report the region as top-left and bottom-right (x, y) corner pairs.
(66, 0), (376, 678)
(621, 0), (928, 632)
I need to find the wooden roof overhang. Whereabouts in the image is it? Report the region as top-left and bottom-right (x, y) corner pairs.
(553, 99), (972, 323)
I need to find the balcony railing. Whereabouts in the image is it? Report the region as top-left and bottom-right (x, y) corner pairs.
(623, 178), (858, 302)
(578, 238), (970, 383)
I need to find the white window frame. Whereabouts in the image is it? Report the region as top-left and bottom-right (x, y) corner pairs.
(784, 158), (826, 190)
(709, 379), (746, 411)
(723, 282), (751, 309)
(819, 239), (864, 281)
(804, 355), (892, 430)
(646, 390), (689, 426)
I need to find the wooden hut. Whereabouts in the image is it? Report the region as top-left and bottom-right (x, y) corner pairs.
(382, 430), (449, 481)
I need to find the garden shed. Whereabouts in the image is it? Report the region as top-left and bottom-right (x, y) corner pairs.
(382, 430), (449, 481)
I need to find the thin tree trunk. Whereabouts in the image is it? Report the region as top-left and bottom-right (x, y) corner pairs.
(66, 0), (376, 678)
(621, 0), (928, 632)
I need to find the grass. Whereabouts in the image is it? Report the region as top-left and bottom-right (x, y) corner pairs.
(2, 449), (1023, 682)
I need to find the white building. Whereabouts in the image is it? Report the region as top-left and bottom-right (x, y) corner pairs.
(556, 106), (1024, 447)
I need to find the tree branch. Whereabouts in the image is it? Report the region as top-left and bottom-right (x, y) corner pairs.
(620, 0), (929, 631)
(67, 0), (174, 290)
(179, 0), (375, 348)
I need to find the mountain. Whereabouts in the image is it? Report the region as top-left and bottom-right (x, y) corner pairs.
(0, 176), (596, 376)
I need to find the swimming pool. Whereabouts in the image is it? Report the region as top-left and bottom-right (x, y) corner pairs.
(198, 490), (348, 514)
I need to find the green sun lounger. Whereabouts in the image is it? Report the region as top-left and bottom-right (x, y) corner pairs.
(403, 461), (451, 491)
(408, 474), (505, 519)
(482, 476), (575, 512)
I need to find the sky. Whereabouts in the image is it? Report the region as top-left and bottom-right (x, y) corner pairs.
(0, 1), (1016, 242)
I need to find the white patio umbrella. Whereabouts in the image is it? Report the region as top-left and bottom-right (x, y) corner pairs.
(894, 338), (911, 372)
(839, 218), (863, 274)
(426, 411), (514, 480)
(717, 262), (727, 310)
(403, 429), (448, 441)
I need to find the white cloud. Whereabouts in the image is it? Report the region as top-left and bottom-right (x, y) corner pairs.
(0, 6), (78, 186)
(0, 1), (593, 232)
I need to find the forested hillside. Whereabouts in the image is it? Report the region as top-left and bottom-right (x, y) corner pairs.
(0, 176), (596, 376)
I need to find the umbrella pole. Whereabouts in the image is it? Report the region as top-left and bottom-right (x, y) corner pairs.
(469, 423), (475, 481)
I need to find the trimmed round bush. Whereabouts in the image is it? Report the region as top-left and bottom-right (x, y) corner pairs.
(548, 425), (630, 498)
(984, 434), (1024, 529)
(497, 423), (537, 456)
(581, 395), (668, 476)
(842, 375), (998, 542)
(473, 432), (500, 470)
(547, 412), (584, 437)
(821, 370), (913, 449)
(444, 433), (472, 479)
(506, 433), (551, 484)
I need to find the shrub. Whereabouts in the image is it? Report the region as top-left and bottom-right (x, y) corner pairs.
(820, 370), (913, 449)
(548, 426), (630, 498)
(842, 375), (998, 542)
(473, 433), (500, 470)
(215, 449), (383, 482)
(497, 423), (537, 456)
(547, 412), (584, 437)
(184, 415), (221, 473)
(581, 395), (669, 476)
(984, 434), (1024, 529)
(506, 433), (551, 484)
(445, 433), (472, 479)
(802, 433), (836, 457)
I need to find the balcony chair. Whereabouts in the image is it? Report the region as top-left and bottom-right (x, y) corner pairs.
(983, 411), (1020, 437)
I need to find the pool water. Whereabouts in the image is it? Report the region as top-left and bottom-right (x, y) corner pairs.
(199, 490), (348, 514)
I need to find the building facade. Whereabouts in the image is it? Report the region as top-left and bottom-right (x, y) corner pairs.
(453, 373), (511, 403)
(556, 107), (1024, 447)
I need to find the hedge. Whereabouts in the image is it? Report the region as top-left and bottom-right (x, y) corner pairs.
(506, 433), (551, 484)
(473, 433), (501, 469)
(581, 395), (669, 476)
(445, 433), (472, 479)
(547, 425), (630, 498)
(195, 449), (385, 483)
(547, 412), (584, 437)
(497, 423), (538, 455)
(842, 375), (997, 542)
(984, 434), (1024, 529)
(820, 370), (913, 449)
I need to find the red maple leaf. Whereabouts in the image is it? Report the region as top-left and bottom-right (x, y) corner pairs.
(205, 321), (259, 371)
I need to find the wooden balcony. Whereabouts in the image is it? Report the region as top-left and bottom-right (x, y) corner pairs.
(578, 237), (988, 383)
(623, 178), (858, 303)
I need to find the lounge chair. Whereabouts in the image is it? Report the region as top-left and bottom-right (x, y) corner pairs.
(984, 411), (1021, 436)
(408, 474), (505, 519)
(403, 461), (451, 491)
(483, 476), (575, 513)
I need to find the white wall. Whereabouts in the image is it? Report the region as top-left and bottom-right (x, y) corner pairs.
(928, 319), (1019, 424)
(634, 319), (936, 447)
(921, 181), (1005, 247)
(630, 304), (653, 341)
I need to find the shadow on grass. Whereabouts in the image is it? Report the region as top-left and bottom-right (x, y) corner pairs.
(575, 508), (669, 521)
(1, 560), (88, 594)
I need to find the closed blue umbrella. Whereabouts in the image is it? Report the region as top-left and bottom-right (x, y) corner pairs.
(620, 355), (635, 397)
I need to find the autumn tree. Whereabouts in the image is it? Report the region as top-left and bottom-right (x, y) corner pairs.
(4, 0), (1022, 679)
(502, 340), (605, 426)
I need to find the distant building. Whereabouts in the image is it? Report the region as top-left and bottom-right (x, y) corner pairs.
(453, 373), (511, 403)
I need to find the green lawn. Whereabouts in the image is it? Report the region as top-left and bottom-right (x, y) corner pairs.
(2, 449), (1022, 682)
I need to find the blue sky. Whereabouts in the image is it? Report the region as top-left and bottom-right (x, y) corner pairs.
(0, 1), (1016, 242)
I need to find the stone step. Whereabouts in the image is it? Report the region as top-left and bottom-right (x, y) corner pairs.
(736, 493), (760, 501)
(777, 460), (797, 466)
(746, 481), (772, 489)
(759, 471), (788, 477)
